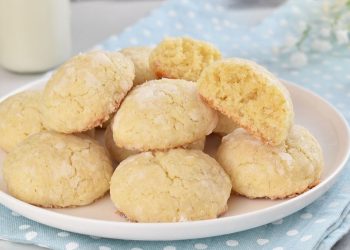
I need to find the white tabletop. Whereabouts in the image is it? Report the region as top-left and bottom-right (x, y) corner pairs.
(0, 0), (348, 249)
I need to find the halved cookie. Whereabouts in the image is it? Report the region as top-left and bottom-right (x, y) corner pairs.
(198, 58), (294, 146)
(149, 37), (221, 81)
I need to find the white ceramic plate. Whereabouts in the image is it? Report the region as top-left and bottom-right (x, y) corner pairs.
(0, 77), (349, 241)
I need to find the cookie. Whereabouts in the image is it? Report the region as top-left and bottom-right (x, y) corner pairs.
(3, 131), (113, 208)
(105, 125), (205, 163)
(105, 126), (138, 163)
(100, 47), (155, 129)
(216, 125), (323, 199)
(0, 91), (45, 152)
(120, 46), (156, 85)
(110, 149), (231, 222)
(42, 51), (135, 133)
(149, 37), (221, 81)
(112, 79), (217, 151)
(214, 113), (239, 135)
(198, 58), (294, 146)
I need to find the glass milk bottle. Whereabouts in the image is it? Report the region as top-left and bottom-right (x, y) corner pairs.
(0, 0), (71, 73)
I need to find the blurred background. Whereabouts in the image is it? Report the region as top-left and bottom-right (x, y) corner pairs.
(0, 0), (288, 95)
(1, 0), (349, 249)
(0, 0), (163, 93)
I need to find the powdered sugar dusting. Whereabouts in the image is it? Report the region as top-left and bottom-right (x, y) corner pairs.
(279, 152), (293, 166)
(90, 52), (111, 66)
(54, 142), (66, 150)
(189, 110), (201, 122)
(153, 115), (166, 125)
(178, 215), (188, 222)
(119, 80), (132, 92)
(133, 82), (180, 105)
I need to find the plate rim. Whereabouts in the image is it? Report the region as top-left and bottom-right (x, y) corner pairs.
(0, 77), (349, 240)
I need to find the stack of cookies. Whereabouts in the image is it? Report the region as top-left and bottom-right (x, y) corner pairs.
(197, 58), (323, 199)
(0, 36), (323, 223)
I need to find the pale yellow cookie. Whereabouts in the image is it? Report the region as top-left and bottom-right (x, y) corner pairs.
(198, 58), (294, 146)
(214, 113), (239, 135)
(105, 125), (205, 163)
(42, 51), (135, 133)
(120, 46), (156, 85)
(105, 126), (138, 163)
(149, 37), (221, 81)
(110, 149), (231, 222)
(112, 79), (217, 151)
(216, 125), (323, 199)
(3, 131), (113, 208)
(0, 91), (45, 152)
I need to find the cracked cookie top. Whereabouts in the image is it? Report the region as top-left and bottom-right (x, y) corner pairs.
(0, 91), (45, 152)
(217, 125), (323, 199)
(112, 78), (218, 151)
(3, 131), (113, 208)
(110, 148), (231, 222)
(42, 51), (135, 133)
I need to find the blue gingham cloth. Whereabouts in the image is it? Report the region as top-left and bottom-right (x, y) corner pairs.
(1, 0), (350, 249)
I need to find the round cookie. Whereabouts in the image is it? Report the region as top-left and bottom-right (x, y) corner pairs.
(198, 58), (294, 146)
(120, 46), (156, 85)
(3, 131), (113, 208)
(216, 125), (323, 199)
(149, 37), (221, 81)
(0, 91), (45, 152)
(110, 149), (231, 222)
(105, 125), (206, 163)
(42, 51), (135, 133)
(214, 113), (239, 135)
(112, 79), (217, 151)
(105, 126), (138, 163)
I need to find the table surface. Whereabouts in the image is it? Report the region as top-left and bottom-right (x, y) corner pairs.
(0, 1), (348, 249)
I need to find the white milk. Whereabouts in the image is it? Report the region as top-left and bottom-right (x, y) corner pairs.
(0, 0), (71, 73)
